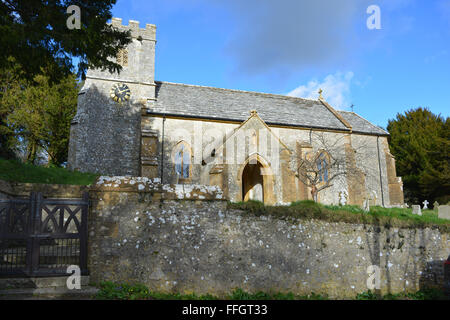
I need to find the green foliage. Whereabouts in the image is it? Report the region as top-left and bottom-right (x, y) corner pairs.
(358, 289), (447, 300)
(95, 282), (218, 300)
(436, 195), (450, 205)
(226, 288), (327, 300)
(0, 58), (25, 159)
(227, 288), (272, 300)
(228, 200), (450, 233)
(95, 283), (328, 300)
(0, 157), (98, 185)
(387, 107), (450, 204)
(228, 200), (266, 215)
(355, 290), (380, 300)
(0, 0), (132, 80)
(95, 282), (447, 300)
(0, 60), (79, 166)
(95, 282), (151, 300)
(290, 200), (323, 214)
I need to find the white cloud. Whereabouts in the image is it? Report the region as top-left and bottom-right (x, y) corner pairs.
(287, 72), (354, 110)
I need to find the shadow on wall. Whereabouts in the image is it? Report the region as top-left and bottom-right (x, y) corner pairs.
(365, 217), (447, 296)
(419, 260), (445, 291)
(69, 84), (142, 176)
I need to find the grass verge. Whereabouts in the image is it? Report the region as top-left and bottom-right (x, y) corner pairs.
(0, 158), (99, 185)
(227, 200), (450, 233)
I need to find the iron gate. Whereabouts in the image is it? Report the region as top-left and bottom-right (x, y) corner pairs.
(0, 192), (89, 277)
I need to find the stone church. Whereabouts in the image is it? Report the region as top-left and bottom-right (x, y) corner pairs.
(68, 18), (404, 207)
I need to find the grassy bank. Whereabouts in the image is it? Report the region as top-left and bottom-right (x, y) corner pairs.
(0, 158), (99, 185)
(227, 200), (450, 233)
(94, 282), (448, 300)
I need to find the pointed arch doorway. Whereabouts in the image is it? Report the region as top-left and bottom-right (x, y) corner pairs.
(242, 162), (264, 202)
(239, 154), (276, 205)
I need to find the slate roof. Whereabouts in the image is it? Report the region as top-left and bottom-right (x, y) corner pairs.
(149, 81), (388, 136)
(338, 111), (388, 135)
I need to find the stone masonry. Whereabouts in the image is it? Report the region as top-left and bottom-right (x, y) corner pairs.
(87, 179), (448, 298)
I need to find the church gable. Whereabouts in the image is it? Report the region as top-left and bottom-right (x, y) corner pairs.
(210, 110), (291, 169)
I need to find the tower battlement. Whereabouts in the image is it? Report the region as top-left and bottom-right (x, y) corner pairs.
(110, 17), (156, 41)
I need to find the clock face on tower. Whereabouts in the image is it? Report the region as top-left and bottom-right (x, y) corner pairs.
(110, 83), (131, 103)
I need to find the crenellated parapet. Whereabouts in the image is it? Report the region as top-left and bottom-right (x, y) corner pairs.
(110, 18), (156, 41)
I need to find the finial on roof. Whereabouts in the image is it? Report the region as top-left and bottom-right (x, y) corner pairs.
(318, 88), (324, 100)
(250, 110), (257, 116)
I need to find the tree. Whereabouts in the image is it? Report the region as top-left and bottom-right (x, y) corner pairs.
(387, 108), (450, 204)
(0, 0), (132, 81)
(0, 58), (26, 159)
(1, 67), (79, 166)
(294, 132), (383, 204)
(294, 133), (350, 202)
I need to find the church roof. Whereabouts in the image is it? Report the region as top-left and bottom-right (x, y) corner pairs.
(149, 81), (388, 136)
(338, 111), (388, 135)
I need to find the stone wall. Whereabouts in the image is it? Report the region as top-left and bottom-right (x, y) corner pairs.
(0, 178), (446, 298)
(88, 180), (449, 298)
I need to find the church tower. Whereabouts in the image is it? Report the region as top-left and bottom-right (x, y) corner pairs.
(68, 18), (157, 176)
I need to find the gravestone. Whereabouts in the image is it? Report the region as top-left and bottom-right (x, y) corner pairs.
(362, 193), (372, 212)
(433, 201), (439, 210)
(362, 192), (376, 212)
(412, 205), (422, 216)
(422, 200), (429, 210)
(438, 205), (450, 220)
(339, 190), (348, 206)
(362, 199), (370, 212)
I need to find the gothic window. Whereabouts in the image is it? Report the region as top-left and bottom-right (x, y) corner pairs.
(174, 141), (191, 179)
(317, 152), (329, 183)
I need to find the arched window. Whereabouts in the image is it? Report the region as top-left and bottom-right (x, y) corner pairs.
(174, 142), (191, 179)
(317, 152), (329, 183)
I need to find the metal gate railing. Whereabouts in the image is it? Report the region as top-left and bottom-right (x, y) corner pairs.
(0, 192), (89, 277)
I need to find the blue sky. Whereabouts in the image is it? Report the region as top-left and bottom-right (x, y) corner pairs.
(111, 0), (450, 129)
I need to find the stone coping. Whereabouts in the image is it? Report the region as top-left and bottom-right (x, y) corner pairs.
(91, 176), (224, 201)
(0, 177), (225, 201)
